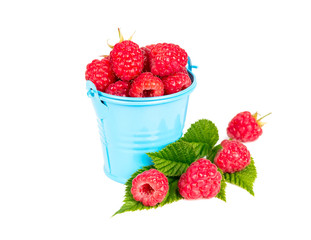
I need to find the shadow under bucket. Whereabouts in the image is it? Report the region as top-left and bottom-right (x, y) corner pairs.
(86, 58), (197, 184)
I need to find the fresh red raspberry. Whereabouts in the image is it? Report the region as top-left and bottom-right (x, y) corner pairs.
(227, 111), (271, 142)
(214, 140), (251, 173)
(131, 169), (169, 206)
(178, 158), (222, 200)
(162, 72), (192, 94)
(150, 43), (188, 77)
(178, 67), (189, 75)
(85, 58), (116, 92)
(145, 44), (156, 50)
(140, 47), (152, 72)
(129, 72), (164, 97)
(110, 40), (144, 81)
(104, 80), (130, 97)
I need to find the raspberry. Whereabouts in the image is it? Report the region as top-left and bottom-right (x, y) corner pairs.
(145, 44), (156, 50)
(140, 47), (152, 72)
(129, 72), (164, 97)
(140, 45), (156, 72)
(227, 111), (271, 142)
(178, 67), (189, 75)
(178, 158), (222, 200)
(162, 72), (192, 94)
(150, 43), (188, 77)
(131, 169), (169, 206)
(104, 80), (130, 97)
(110, 40), (144, 81)
(85, 58), (116, 92)
(214, 140), (251, 173)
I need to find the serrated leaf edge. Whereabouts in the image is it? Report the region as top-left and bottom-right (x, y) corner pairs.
(223, 158), (257, 196)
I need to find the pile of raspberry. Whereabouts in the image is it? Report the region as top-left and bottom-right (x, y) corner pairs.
(130, 111), (270, 206)
(85, 32), (191, 98)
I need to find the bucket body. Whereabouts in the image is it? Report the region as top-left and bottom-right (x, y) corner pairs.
(86, 64), (197, 184)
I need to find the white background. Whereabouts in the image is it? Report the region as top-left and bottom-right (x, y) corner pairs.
(1, 0), (310, 239)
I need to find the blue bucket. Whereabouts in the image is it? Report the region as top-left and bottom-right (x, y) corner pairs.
(86, 58), (197, 184)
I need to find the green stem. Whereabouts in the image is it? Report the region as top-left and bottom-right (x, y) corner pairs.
(258, 112), (272, 121)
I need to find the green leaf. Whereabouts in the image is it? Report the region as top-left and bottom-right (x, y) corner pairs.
(147, 141), (197, 177)
(113, 166), (182, 216)
(158, 176), (182, 206)
(223, 158), (257, 196)
(215, 169), (227, 202)
(207, 144), (222, 163)
(180, 119), (219, 158)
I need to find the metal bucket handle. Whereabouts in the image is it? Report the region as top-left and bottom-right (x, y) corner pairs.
(187, 57), (198, 72)
(86, 81), (108, 119)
